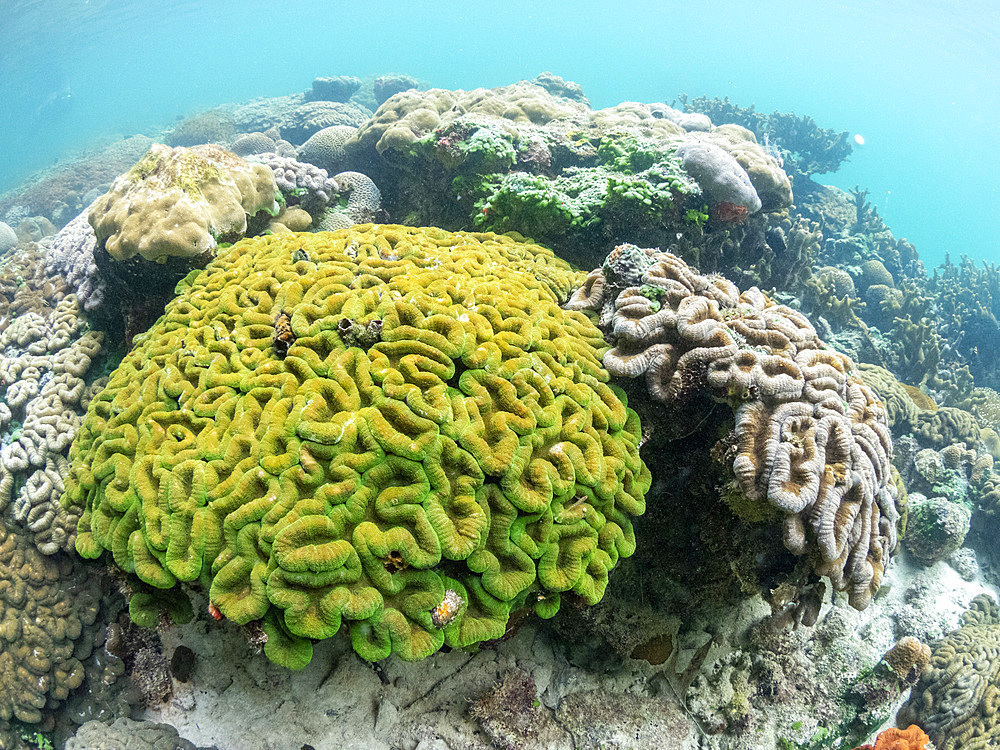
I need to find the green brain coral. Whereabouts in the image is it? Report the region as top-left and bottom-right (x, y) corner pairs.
(63, 225), (650, 668)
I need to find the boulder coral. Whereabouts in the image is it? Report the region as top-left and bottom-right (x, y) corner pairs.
(318, 171), (384, 230)
(298, 125), (359, 173)
(89, 143), (278, 264)
(0, 221), (16, 252)
(87, 143), (280, 338)
(674, 138), (761, 216)
(344, 81), (790, 274)
(63, 225), (650, 668)
(66, 718), (199, 750)
(567, 243), (897, 608)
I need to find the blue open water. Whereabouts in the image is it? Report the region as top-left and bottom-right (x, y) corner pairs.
(0, 0), (997, 268)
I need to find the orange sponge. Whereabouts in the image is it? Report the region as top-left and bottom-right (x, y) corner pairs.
(853, 725), (930, 750)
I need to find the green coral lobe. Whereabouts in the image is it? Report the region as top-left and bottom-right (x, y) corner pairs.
(63, 225), (650, 668)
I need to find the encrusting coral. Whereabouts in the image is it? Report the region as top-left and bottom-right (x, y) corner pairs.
(567, 243), (897, 609)
(852, 724), (930, 750)
(63, 225), (650, 669)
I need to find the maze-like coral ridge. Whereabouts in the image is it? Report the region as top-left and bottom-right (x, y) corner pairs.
(568, 244), (897, 608)
(63, 225), (650, 668)
(898, 595), (1000, 750)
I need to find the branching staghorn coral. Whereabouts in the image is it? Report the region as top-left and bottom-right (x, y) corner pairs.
(568, 243), (897, 608)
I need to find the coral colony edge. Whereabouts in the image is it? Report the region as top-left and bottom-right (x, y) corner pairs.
(0, 72), (998, 750)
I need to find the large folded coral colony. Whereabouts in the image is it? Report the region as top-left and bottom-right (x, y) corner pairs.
(0, 73), (996, 748)
(65, 226), (649, 668)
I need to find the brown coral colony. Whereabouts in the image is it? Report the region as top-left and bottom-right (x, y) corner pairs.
(272, 309), (295, 358)
(569, 244), (897, 609)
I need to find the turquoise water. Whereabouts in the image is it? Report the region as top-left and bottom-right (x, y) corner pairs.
(3, 4), (1000, 748)
(0, 0), (997, 268)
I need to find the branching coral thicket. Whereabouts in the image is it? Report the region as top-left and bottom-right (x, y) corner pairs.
(64, 226), (649, 668)
(928, 256), (1000, 391)
(568, 243), (897, 608)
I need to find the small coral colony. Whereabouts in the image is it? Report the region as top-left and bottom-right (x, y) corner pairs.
(0, 72), (997, 749)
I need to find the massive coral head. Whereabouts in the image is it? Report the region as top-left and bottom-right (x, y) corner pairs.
(62, 225), (650, 669)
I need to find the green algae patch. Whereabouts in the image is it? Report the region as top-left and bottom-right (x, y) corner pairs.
(63, 225), (650, 668)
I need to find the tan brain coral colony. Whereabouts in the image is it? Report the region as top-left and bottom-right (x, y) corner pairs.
(568, 243), (898, 609)
(89, 142), (278, 264)
(63, 226), (650, 668)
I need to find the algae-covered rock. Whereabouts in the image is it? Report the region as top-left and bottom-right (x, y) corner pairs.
(904, 496), (971, 564)
(64, 225), (650, 669)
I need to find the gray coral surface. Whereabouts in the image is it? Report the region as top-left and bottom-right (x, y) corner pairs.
(44, 206), (105, 312)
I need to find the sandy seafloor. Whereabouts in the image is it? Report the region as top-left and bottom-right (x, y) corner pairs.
(139, 549), (997, 750)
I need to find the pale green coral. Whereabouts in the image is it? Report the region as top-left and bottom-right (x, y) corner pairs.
(63, 225), (650, 668)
